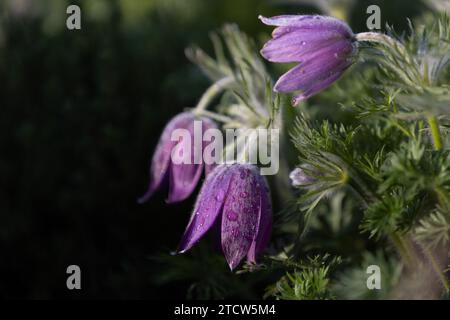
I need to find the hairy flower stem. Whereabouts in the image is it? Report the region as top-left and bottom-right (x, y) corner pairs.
(422, 187), (450, 293)
(392, 234), (449, 293)
(390, 233), (416, 267)
(355, 32), (402, 47)
(427, 115), (443, 151)
(196, 109), (233, 123)
(355, 32), (407, 55)
(423, 247), (449, 293)
(194, 76), (234, 113)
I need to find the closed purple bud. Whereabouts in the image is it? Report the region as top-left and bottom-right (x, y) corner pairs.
(138, 112), (217, 204)
(259, 14), (357, 105)
(178, 164), (273, 271)
(289, 167), (316, 187)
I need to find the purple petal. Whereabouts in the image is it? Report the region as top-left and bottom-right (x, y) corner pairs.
(177, 165), (233, 253)
(261, 29), (348, 63)
(259, 15), (313, 27)
(259, 15), (353, 37)
(289, 167), (316, 186)
(138, 112), (194, 204)
(291, 68), (349, 105)
(205, 163), (218, 177)
(273, 40), (355, 93)
(221, 165), (261, 270)
(167, 117), (207, 203)
(167, 163), (203, 203)
(247, 175), (272, 263)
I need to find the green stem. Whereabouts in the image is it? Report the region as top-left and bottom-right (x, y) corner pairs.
(195, 109), (233, 123)
(194, 76), (234, 113)
(427, 115), (443, 151)
(390, 233), (415, 267)
(355, 32), (407, 55)
(423, 247), (449, 293)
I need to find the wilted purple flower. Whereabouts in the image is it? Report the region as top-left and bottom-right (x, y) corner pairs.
(178, 164), (272, 270)
(259, 15), (357, 105)
(139, 112), (217, 204)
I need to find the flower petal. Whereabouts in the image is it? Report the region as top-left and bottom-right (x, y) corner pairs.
(259, 15), (353, 37)
(177, 165), (233, 253)
(138, 112), (194, 204)
(221, 165), (261, 270)
(291, 65), (350, 105)
(261, 29), (347, 63)
(167, 163), (203, 203)
(258, 15), (313, 27)
(167, 117), (215, 203)
(247, 175), (272, 263)
(274, 40), (355, 93)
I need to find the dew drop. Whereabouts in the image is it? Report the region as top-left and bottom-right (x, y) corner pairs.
(300, 41), (307, 46)
(227, 211), (238, 221)
(215, 191), (225, 201)
(231, 227), (240, 237)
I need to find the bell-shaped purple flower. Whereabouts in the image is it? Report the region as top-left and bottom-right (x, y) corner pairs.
(289, 167), (316, 187)
(178, 164), (272, 270)
(259, 15), (357, 105)
(139, 112), (217, 204)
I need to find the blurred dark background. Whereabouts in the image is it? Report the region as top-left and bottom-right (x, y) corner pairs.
(0, 0), (425, 299)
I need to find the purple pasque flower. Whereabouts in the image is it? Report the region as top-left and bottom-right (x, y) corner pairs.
(259, 15), (357, 105)
(139, 111), (217, 204)
(178, 163), (272, 270)
(289, 167), (316, 187)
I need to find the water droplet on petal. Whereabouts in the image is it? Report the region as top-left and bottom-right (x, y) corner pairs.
(227, 211), (238, 221)
(301, 41), (306, 45)
(215, 191), (225, 201)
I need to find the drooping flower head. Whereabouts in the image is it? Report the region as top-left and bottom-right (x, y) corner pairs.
(139, 112), (217, 204)
(178, 163), (272, 270)
(259, 15), (357, 105)
(289, 167), (316, 187)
